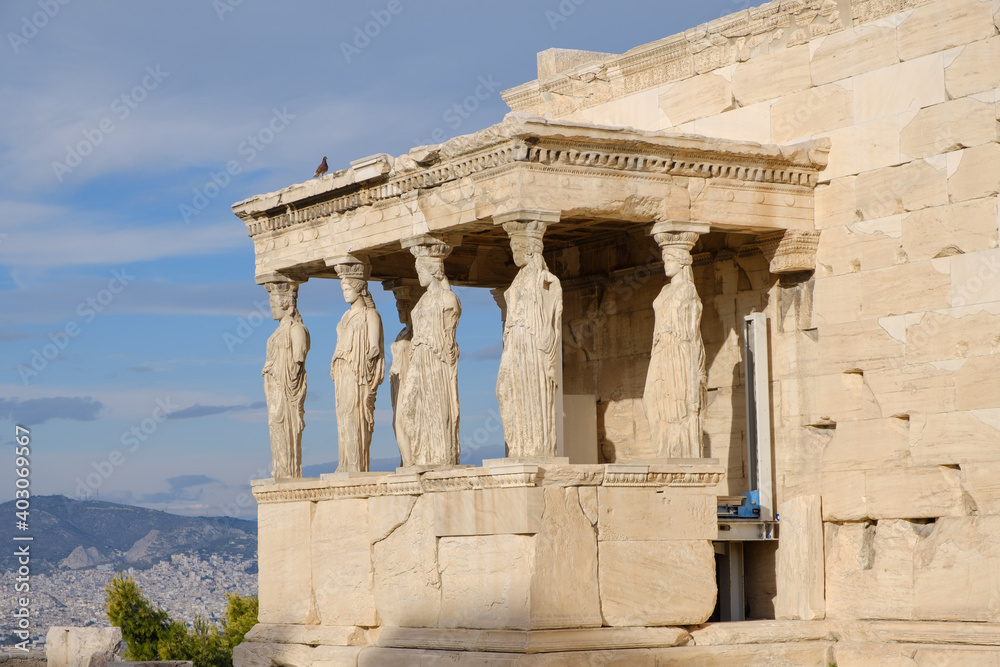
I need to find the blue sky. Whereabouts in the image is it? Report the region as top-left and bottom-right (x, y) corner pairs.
(0, 0), (752, 517)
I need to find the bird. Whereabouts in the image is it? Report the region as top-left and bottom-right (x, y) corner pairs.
(313, 156), (328, 178)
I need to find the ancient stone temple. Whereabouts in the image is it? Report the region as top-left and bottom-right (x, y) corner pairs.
(232, 0), (1000, 663)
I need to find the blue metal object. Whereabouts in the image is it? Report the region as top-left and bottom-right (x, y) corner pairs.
(737, 490), (761, 518)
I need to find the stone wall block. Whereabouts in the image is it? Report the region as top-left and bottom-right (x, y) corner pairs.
(955, 354), (1000, 410)
(823, 117), (901, 181)
(311, 498), (376, 626)
(771, 83), (854, 144)
(815, 176), (857, 229)
(949, 143), (1000, 203)
(821, 417), (910, 472)
(825, 519), (918, 619)
(914, 516), (1000, 621)
(900, 98), (996, 159)
(853, 53), (946, 124)
(598, 540), (716, 626)
(438, 534), (534, 629)
(896, 0), (997, 62)
(258, 501), (316, 625)
(659, 72), (734, 126)
(732, 45), (812, 106)
(909, 410), (1000, 466)
(903, 197), (998, 261)
(372, 494), (441, 627)
(775, 495), (826, 620)
(45, 627), (123, 667)
(950, 248), (1000, 307)
(855, 159), (948, 221)
(904, 308), (1000, 364)
(945, 35), (1000, 97)
(597, 487), (717, 541)
(530, 487), (602, 629)
(432, 487), (544, 536)
(810, 23), (899, 86)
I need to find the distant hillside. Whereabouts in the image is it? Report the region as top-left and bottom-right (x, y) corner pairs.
(0, 496), (256, 573)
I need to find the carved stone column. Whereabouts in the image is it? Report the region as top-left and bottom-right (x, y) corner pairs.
(261, 277), (310, 480)
(494, 210), (563, 459)
(382, 278), (425, 467)
(397, 235), (462, 466)
(330, 256), (384, 473)
(643, 220), (710, 459)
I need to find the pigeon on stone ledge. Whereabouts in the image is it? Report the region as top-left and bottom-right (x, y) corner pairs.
(313, 156), (328, 178)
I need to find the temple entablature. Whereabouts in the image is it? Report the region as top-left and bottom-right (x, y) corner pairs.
(233, 113), (828, 285)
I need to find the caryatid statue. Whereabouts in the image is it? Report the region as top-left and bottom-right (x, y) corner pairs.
(397, 236), (462, 466)
(495, 211), (563, 458)
(382, 279), (424, 467)
(261, 280), (310, 479)
(643, 221), (710, 459)
(330, 259), (384, 473)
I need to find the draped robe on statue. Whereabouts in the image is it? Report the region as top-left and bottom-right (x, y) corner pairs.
(496, 256), (563, 457)
(262, 316), (309, 478)
(331, 307), (384, 472)
(643, 276), (707, 458)
(399, 290), (461, 465)
(389, 324), (413, 466)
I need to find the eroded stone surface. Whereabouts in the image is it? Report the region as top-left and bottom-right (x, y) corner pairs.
(775, 495), (825, 620)
(373, 494), (441, 627)
(599, 540), (716, 626)
(439, 534), (534, 629)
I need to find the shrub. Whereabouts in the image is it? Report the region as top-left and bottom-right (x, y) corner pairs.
(105, 573), (257, 667)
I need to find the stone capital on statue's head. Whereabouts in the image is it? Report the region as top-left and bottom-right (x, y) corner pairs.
(264, 281), (299, 320)
(333, 259), (370, 281)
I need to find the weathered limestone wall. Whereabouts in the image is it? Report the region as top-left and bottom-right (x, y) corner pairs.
(248, 462), (722, 658)
(508, 0), (1000, 624)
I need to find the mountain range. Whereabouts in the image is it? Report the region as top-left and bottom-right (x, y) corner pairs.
(1, 495), (257, 573)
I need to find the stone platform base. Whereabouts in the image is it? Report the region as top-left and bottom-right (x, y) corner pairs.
(234, 620), (1000, 666)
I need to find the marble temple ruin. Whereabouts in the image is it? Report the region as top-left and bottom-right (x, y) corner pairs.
(232, 0), (1000, 663)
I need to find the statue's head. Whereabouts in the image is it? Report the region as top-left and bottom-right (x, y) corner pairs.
(409, 242), (451, 288)
(415, 256), (446, 287)
(654, 231), (697, 279)
(265, 282), (298, 320)
(504, 220), (546, 268)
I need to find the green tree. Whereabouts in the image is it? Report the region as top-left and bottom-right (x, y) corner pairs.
(105, 573), (258, 667)
(105, 573), (171, 661)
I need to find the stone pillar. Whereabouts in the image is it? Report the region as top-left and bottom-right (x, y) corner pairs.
(775, 494), (825, 620)
(260, 276), (309, 480)
(382, 278), (425, 467)
(493, 210), (564, 459)
(643, 220), (710, 459)
(330, 256), (384, 473)
(397, 235), (462, 466)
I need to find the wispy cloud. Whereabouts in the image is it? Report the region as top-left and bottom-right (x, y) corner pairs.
(166, 401), (265, 420)
(0, 396), (104, 425)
